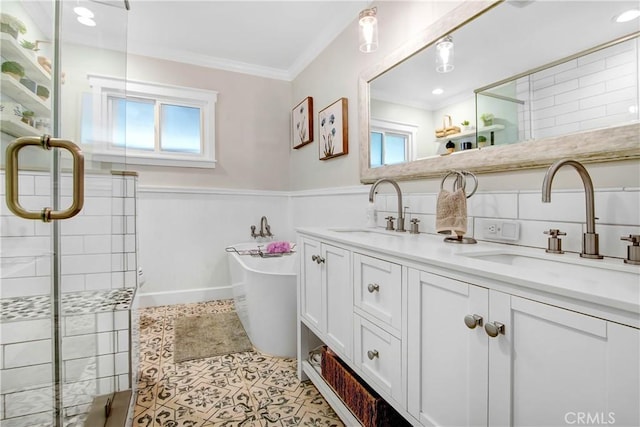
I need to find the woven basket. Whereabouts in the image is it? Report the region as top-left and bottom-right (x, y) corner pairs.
(321, 347), (411, 427)
(435, 115), (461, 138)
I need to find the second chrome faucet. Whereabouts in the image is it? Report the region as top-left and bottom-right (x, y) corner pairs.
(541, 159), (602, 259)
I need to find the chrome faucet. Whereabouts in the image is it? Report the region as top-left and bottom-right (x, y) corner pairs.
(369, 178), (405, 232)
(541, 159), (602, 259)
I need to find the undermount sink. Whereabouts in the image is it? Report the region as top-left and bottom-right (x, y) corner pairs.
(461, 251), (640, 286)
(329, 228), (404, 237)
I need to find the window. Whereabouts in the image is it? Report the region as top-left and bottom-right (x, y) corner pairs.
(370, 119), (417, 168)
(83, 75), (217, 168)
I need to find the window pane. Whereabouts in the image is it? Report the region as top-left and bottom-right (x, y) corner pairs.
(111, 98), (155, 150)
(160, 104), (202, 153)
(370, 132), (383, 168)
(385, 134), (406, 165)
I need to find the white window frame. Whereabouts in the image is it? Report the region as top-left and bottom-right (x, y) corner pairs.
(370, 119), (418, 166)
(86, 74), (218, 168)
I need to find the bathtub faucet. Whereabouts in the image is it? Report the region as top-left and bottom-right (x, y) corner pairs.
(250, 216), (273, 239)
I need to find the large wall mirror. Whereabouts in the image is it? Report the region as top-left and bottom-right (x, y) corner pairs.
(359, 0), (640, 183)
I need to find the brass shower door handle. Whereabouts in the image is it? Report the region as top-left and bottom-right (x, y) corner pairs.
(5, 135), (84, 222)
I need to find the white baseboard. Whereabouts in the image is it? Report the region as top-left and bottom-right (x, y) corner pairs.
(136, 286), (233, 308)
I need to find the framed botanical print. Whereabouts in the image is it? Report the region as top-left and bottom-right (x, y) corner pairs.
(292, 96), (313, 149)
(318, 97), (348, 160)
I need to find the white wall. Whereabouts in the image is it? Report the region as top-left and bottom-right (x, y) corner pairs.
(124, 55), (292, 191)
(136, 186), (291, 305)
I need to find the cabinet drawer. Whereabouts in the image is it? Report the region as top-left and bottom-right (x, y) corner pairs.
(354, 314), (403, 405)
(354, 253), (402, 332)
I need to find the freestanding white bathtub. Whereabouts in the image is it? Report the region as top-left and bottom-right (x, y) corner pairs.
(227, 243), (297, 358)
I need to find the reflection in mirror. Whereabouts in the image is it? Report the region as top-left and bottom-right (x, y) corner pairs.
(362, 1), (640, 180)
(475, 34), (638, 146)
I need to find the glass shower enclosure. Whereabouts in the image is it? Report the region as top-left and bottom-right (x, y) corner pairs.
(1, 1), (138, 425)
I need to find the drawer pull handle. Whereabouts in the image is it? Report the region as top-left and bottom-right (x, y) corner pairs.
(367, 283), (380, 293)
(367, 350), (379, 360)
(311, 255), (325, 264)
(464, 314), (483, 329)
(485, 321), (505, 338)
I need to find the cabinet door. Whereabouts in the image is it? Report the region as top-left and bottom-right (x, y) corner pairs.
(407, 269), (489, 427)
(299, 237), (323, 332)
(323, 244), (352, 360)
(489, 292), (640, 427)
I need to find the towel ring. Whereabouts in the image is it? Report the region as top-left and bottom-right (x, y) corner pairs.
(440, 170), (478, 198)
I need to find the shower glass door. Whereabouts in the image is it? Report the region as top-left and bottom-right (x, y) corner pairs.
(1, 1), (132, 426)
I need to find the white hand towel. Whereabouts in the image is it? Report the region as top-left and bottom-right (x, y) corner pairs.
(436, 188), (467, 236)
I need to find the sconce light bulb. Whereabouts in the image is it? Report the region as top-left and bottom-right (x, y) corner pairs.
(359, 8), (378, 53)
(436, 35), (454, 73)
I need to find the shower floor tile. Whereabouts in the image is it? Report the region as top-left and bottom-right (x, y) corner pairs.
(134, 300), (344, 427)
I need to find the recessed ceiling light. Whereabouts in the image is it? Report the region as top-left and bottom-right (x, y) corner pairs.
(77, 16), (96, 27)
(73, 6), (94, 18)
(614, 9), (640, 23)
(432, 88), (444, 95)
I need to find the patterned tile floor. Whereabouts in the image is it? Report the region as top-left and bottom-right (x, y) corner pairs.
(133, 299), (345, 427)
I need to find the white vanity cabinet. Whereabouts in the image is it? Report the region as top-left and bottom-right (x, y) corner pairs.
(407, 268), (640, 427)
(299, 236), (353, 361)
(297, 229), (639, 427)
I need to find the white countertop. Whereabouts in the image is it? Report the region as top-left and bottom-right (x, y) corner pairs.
(297, 227), (640, 327)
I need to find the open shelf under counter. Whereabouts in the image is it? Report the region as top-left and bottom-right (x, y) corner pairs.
(435, 124), (505, 143)
(301, 360), (362, 426)
(1, 32), (51, 86)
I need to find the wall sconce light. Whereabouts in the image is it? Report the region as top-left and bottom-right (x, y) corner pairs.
(359, 7), (378, 53)
(436, 35), (454, 73)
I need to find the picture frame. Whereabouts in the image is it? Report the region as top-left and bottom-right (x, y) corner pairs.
(318, 97), (348, 160)
(292, 96), (313, 149)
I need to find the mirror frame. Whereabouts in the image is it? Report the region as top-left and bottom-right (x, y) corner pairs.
(358, 0), (640, 184)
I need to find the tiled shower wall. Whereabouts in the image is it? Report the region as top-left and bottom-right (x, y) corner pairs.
(0, 171), (138, 426)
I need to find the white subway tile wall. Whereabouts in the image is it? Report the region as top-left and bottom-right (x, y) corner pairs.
(1, 171), (138, 425)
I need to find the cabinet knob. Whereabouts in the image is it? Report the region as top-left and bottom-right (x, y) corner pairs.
(367, 350), (379, 360)
(367, 283), (380, 293)
(311, 255), (325, 264)
(464, 314), (483, 329)
(484, 321), (505, 338)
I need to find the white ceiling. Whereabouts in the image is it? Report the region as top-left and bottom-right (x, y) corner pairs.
(52, 0), (369, 81)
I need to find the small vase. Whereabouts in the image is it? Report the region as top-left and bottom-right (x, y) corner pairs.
(482, 119), (493, 127)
